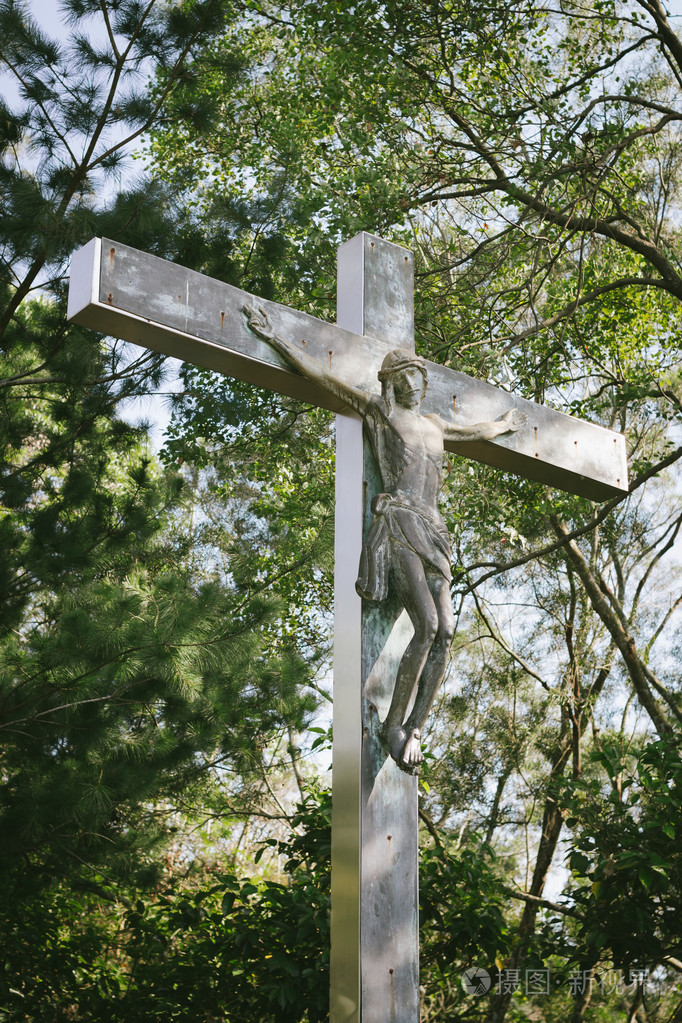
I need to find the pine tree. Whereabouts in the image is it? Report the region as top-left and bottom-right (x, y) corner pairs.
(0, 4), (317, 1014)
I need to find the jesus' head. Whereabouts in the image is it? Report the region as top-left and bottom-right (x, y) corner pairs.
(378, 348), (428, 411)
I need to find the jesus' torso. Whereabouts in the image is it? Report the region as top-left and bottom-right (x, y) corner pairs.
(365, 397), (445, 512)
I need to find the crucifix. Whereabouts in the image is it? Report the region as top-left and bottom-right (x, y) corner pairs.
(68, 232), (628, 1023)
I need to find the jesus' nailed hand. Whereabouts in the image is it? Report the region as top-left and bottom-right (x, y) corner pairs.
(243, 303), (526, 773)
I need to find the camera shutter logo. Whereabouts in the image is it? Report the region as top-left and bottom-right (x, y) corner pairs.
(462, 968), (492, 995)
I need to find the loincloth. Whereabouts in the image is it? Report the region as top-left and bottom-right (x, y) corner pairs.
(355, 493), (452, 602)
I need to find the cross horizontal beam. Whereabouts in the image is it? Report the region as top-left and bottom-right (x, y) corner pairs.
(68, 237), (628, 501)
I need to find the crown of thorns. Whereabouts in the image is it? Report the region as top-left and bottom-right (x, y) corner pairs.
(377, 348), (428, 382)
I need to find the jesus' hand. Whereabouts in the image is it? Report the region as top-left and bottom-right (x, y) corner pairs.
(501, 408), (527, 432)
(243, 304), (276, 342)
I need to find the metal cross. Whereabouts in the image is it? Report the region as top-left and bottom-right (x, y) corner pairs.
(68, 233), (628, 1023)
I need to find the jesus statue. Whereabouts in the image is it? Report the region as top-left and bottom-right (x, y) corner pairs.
(244, 304), (526, 772)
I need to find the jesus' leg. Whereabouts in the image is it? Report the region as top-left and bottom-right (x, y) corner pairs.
(401, 574), (455, 766)
(382, 547), (439, 768)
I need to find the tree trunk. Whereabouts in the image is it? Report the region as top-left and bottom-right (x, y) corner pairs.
(486, 735), (571, 1023)
(550, 514), (672, 738)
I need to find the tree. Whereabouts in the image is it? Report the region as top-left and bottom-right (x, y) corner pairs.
(0, 1), (320, 1016)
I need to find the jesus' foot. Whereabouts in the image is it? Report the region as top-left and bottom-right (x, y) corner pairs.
(383, 725), (407, 763)
(382, 724), (423, 774)
(401, 728), (423, 770)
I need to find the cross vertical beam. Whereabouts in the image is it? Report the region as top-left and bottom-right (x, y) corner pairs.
(331, 234), (419, 1023)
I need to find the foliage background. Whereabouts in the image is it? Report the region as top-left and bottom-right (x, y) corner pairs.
(3, 0), (682, 1020)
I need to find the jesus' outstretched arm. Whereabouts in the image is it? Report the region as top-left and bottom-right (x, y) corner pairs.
(243, 304), (369, 417)
(441, 407), (527, 443)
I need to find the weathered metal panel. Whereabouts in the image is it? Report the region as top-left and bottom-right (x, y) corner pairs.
(330, 411), (364, 1023)
(361, 605), (420, 1023)
(68, 237), (379, 413)
(330, 233), (368, 1023)
(331, 233), (420, 1023)
(425, 367), (627, 500)
(360, 505), (420, 1023)
(359, 235), (420, 1023)
(67, 237), (628, 501)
